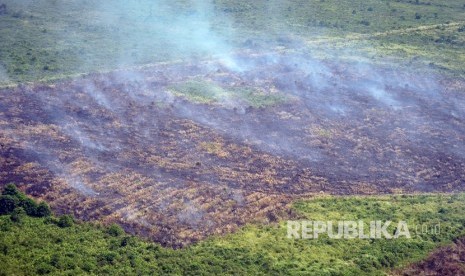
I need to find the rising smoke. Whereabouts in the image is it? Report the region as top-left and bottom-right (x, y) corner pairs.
(1, 0), (465, 245)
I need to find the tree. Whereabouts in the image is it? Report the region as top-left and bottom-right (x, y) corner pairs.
(19, 197), (38, 216)
(36, 202), (52, 217)
(0, 195), (18, 215)
(2, 184), (20, 197)
(10, 207), (26, 223)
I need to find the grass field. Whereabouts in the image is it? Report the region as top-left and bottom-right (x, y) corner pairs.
(1, 185), (465, 275)
(0, 0), (464, 85)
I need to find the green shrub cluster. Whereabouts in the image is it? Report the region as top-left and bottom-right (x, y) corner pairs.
(0, 184), (51, 218)
(1, 183), (465, 275)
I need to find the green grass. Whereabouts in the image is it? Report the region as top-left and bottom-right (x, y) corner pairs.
(169, 80), (287, 108)
(1, 192), (465, 275)
(0, 0), (464, 86)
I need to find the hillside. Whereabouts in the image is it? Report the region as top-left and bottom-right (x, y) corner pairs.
(1, 0), (465, 275)
(2, 185), (465, 275)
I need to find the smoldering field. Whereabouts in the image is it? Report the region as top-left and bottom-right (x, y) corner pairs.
(1, 0), (465, 247)
(2, 50), (465, 246)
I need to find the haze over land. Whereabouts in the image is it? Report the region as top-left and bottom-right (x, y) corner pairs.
(0, 0), (465, 275)
(0, 0), (464, 84)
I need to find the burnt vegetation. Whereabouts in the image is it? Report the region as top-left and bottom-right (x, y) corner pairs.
(1, 51), (465, 247)
(397, 237), (465, 275)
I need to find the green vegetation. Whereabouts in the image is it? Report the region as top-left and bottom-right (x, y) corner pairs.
(0, 0), (464, 86)
(0, 184), (51, 218)
(1, 184), (465, 275)
(169, 80), (287, 107)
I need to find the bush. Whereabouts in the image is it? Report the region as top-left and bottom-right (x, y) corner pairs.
(360, 20), (370, 26)
(57, 215), (74, 228)
(19, 197), (38, 216)
(355, 254), (381, 271)
(107, 223), (125, 237)
(97, 252), (118, 266)
(36, 263), (54, 275)
(2, 184), (20, 197)
(120, 236), (135, 247)
(81, 260), (96, 272)
(10, 207), (26, 223)
(36, 202), (52, 217)
(0, 243), (8, 255)
(0, 195), (18, 215)
(0, 218), (12, 231)
(0, 184), (52, 217)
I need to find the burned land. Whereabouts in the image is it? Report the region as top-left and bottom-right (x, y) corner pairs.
(1, 50), (465, 247)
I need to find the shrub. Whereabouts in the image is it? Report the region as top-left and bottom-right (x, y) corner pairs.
(2, 184), (20, 197)
(36, 263), (54, 275)
(0, 217), (12, 231)
(10, 207), (26, 223)
(57, 215), (74, 228)
(36, 202), (51, 217)
(0, 243), (8, 255)
(360, 20), (370, 26)
(0, 184), (51, 217)
(107, 223), (125, 237)
(0, 195), (18, 215)
(120, 236), (137, 248)
(43, 216), (58, 225)
(97, 252), (118, 266)
(81, 260), (96, 272)
(19, 197), (38, 216)
(355, 255), (381, 272)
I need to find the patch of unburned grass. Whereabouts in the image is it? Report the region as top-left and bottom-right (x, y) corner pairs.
(169, 80), (287, 108)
